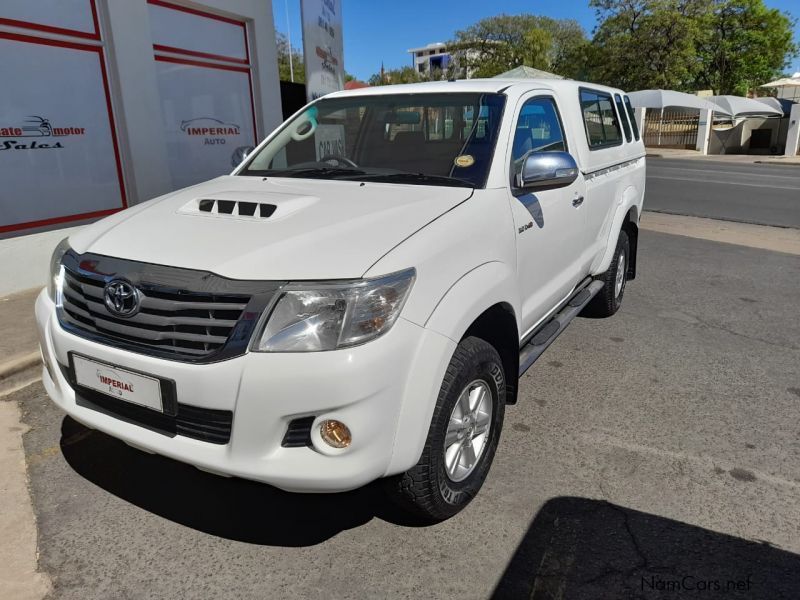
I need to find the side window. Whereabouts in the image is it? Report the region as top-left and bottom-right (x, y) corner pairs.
(580, 89), (623, 149)
(623, 95), (640, 141)
(614, 94), (632, 142)
(510, 97), (566, 181)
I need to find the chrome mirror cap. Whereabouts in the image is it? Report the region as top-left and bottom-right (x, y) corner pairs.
(517, 151), (579, 190)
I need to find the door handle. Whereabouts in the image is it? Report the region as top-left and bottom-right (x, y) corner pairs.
(572, 196), (584, 207)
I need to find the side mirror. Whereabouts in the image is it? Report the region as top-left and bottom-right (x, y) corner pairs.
(517, 151), (579, 190)
(231, 145), (256, 167)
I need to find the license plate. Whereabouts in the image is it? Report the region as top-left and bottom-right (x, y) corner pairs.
(73, 355), (163, 412)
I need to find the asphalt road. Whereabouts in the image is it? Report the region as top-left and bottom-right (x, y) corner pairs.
(16, 230), (800, 599)
(646, 159), (800, 228)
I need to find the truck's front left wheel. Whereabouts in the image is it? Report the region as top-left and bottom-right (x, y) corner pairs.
(385, 336), (506, 522)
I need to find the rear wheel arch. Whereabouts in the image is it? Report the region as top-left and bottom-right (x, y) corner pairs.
(622, 206), (639, 280)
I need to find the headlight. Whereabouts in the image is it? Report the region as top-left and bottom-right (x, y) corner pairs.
(47, 238), (71, 302)
(253, 268), (416, 352)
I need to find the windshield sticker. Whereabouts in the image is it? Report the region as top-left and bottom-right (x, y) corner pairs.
(453, 155), (475, 168)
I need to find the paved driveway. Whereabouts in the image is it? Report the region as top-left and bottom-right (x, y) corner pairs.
(646, 159), (800, 228)
(17, 230), (800, 599)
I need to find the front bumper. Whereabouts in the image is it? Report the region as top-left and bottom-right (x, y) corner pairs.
(35, 289), (455, 492)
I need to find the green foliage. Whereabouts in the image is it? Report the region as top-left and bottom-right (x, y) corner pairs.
(694, 0), (798, 95)
(276, 32), (305, 83)
(366, 1), (795, 91)
(588, 0), (798, 93)
(368, 66), (425, 86)
(449, 14), (588, 78)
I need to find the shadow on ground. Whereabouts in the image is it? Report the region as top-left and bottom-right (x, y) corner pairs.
(59, 416), (427, 547)
(492, 496), (800, 599)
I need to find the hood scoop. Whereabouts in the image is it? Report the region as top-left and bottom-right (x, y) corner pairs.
(180, 198), (277, 219)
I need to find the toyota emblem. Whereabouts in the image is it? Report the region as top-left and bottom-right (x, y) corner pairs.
(104, 280), (140, 318)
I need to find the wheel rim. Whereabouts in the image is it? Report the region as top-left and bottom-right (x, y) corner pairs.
(615, 250), (626, 298)
(443, 380), (493, 482)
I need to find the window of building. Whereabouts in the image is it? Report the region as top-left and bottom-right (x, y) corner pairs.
(510, 97), (566, 182)
(580, 88), (623, 149)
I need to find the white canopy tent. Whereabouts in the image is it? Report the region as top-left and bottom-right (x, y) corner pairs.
(709, 95), (783, 119)
(627, 89), (728, 114)
(627, 89), (730, 146)
(493, 65), (563, 79)
(755, 96), (795, 117)
(760, 74), (800, 101)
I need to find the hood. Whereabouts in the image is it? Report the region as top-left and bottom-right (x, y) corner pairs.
(70, 176), (472, 280)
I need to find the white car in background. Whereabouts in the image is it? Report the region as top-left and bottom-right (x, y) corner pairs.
(36, 78), (645, 521)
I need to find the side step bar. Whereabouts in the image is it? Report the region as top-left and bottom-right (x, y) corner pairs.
(518, 279), (605, 377)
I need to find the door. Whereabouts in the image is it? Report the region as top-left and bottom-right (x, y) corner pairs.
(505, 94), (588, 337)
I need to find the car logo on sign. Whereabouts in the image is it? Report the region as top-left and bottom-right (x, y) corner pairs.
(104, 280), (139, 318)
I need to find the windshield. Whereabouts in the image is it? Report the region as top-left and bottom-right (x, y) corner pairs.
(239, 92), (506, 188)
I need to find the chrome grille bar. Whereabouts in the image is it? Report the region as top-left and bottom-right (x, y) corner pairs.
(57, 251), (285, 363)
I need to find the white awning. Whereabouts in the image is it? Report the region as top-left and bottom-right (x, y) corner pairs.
(760, 75), (800, 88)
(493, 65), (563, 79)
(627, 89), (730, 115)
(709, 95), (783, 118)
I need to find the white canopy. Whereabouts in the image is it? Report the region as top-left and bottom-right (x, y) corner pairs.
(627, 89), (729, 115)
(493, 65), (563, 79)
(754, 97), (793, 116)
(709, 95), (783, 118)
(760, 75), (800, 88)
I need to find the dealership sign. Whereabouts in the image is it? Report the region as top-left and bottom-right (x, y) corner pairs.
(154, 58), (256, 190)
(301, 0), (345, 102)
(0, 115), (87, 150)
(0, 34), (125, 234)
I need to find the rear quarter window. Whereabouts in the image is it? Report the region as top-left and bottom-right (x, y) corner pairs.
(580, 89), (623, 149)
(614, 94), (632, 143)
(623, 95), (640, 141)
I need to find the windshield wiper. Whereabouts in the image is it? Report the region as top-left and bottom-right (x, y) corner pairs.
(346, 172), (474, 187)
(242, 167), (366, 179)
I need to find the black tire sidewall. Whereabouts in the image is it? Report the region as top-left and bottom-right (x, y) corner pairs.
(611, 231), (630, 312)
(430, 340), (506, 515)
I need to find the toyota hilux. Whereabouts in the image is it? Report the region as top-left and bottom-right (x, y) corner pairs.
(36, 79), (645, 521)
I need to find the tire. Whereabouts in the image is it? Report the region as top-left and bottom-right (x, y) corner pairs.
(384, 336), (506, 522)
(584, 228), (629, 318)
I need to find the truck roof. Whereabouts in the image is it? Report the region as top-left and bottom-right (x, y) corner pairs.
(326, 78), (628, 99)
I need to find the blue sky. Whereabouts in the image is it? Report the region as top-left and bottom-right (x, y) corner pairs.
(273, 0), (800, 81)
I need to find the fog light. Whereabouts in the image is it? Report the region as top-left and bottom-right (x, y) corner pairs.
(320, 420), (351, 449)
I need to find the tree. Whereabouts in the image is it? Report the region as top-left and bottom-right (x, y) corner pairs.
(449, 14), (588, 78)
(587, 0), (798, 93)
(368, 66), (424, 86)
(693, 0), (798, 95)
(587, 0), (710, 91)
(276, 31), (305, 83)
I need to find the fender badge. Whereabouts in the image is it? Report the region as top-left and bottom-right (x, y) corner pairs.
(453, 154), (475, 168)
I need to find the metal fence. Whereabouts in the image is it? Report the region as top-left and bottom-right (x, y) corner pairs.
(644, 109), (699, 148)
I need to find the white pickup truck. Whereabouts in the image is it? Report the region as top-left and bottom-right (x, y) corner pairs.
(36, 78), (645, 521)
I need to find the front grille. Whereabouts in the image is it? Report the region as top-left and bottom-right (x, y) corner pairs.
(61, 268), (248, 358)
(75, 386), (233, 445)
(57, 252), (285, 363)
(61, 361), (233, 444)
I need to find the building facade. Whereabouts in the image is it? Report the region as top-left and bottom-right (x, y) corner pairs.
(408, 42), (451, 76)
(0, 0), (283, 296)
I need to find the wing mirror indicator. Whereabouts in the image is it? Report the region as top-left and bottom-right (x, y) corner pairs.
(517, 151), (580, 190)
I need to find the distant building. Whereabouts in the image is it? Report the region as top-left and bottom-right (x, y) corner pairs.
(408, 43), (450, 76)
(407, 42), (479, 79)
